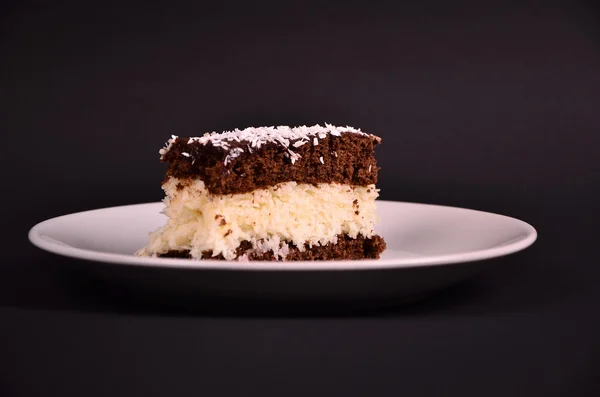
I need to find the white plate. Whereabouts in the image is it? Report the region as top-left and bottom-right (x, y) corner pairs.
(28, 201), (537, 308)
(29, 201), (536, 270)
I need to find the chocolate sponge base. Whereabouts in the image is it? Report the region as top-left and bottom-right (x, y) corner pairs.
(158, 234), (386, 261)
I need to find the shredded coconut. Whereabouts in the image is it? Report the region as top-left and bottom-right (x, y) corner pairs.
(137, 179), (380, 261)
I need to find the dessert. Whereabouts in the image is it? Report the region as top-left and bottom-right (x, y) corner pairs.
(136, 124), (386, 261)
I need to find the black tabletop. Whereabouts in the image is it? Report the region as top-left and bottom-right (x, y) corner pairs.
(2, 1), (599, 396)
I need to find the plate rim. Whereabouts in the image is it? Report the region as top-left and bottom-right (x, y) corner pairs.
(28, 200), (537, 271)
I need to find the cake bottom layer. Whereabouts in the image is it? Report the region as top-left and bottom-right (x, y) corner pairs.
(158, 234), (386, 261)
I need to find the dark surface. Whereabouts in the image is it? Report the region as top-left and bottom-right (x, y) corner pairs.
(2, 0), (599, 396)
(163, 132), (381, 194)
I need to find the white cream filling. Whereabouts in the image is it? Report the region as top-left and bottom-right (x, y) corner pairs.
(137, 178), (380, 261)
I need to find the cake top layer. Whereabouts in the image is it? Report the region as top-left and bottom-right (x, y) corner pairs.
(159, 124), (380, 164)
(159, 124), (382, 194)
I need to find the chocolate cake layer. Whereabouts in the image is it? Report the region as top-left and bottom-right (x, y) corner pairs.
(161, 131), (381, 195)
(158, 234), (386, 261)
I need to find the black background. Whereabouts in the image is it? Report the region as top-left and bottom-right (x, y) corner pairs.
(2, 0), (600, 396)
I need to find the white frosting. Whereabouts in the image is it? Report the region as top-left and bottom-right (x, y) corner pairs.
(137, 178), (380, 261)
(158, 124), (380, 164)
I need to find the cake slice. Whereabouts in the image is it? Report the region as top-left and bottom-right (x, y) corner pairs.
(136, 124), (386, 261)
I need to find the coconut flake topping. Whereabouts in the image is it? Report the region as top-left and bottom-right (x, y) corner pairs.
(158, 124), (377, 163)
